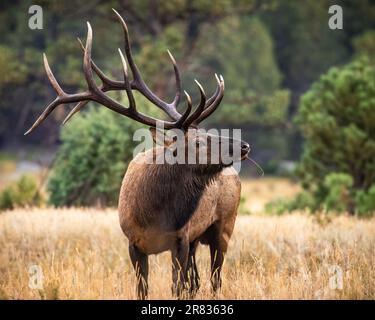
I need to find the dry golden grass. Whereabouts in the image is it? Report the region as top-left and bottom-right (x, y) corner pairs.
(241, 177), (301, 213)
(0, 207), (374, 300)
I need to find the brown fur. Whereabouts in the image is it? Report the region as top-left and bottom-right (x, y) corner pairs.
(119, 149), (241, 255)
(118, 129), (246, 299)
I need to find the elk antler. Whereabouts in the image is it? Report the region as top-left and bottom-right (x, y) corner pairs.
(25, 9), (225, 135)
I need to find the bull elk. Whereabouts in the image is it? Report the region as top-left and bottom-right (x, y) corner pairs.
(25, 9), (251, 299)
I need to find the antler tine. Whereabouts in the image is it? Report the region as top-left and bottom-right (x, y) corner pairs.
(118, 48), (136, 110)
(83, 22), (102, 94)
(25, 98), (60, 135)
(205, 73), (221, 106)
(192, 74), (224, 125)
(112, 8), (182, 121)
(166, 49), (182, 107)
(174, 91), (193, 128)
(77, 37), (123, 90)
(62, 101), (87, 125)
(43, 54), (65, 96)
(25, 92), (92, 135)
(182, 79), (206, 129)
(25, 54), (93, 135)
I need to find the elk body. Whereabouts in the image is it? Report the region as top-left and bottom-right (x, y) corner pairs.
(25, 10), (250, 299)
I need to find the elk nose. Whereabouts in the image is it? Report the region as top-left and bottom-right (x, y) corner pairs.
(241, 143), (250, 155)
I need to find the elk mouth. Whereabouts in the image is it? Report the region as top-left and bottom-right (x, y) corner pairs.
(240, 142), (250, 160)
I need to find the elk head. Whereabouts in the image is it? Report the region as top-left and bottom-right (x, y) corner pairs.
(25, 9), (250, 168)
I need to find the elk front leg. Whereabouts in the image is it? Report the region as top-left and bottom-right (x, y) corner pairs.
(208, 224), (228, 293)
(187, 240), (200, 296)
(129, 244), (149, 300)
(171, 236), (189, 298)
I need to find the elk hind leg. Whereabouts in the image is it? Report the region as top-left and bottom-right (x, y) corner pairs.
(129, 244), (149, 300)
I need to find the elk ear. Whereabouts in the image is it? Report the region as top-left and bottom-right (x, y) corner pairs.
(149, 127), (174, 146)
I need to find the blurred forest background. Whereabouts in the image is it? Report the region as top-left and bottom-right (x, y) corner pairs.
(0, 0), (374, 214)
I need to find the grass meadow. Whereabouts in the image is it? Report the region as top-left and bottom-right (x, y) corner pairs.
(0, 179), (374, 300)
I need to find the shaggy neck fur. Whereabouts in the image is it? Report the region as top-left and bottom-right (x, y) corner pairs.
(134, 162), (224, 231)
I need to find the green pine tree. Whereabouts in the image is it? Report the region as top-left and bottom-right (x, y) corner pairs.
(295, 59), (375, 214)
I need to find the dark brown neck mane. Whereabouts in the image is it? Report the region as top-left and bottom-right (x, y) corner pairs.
(133, 162), (224, 231)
